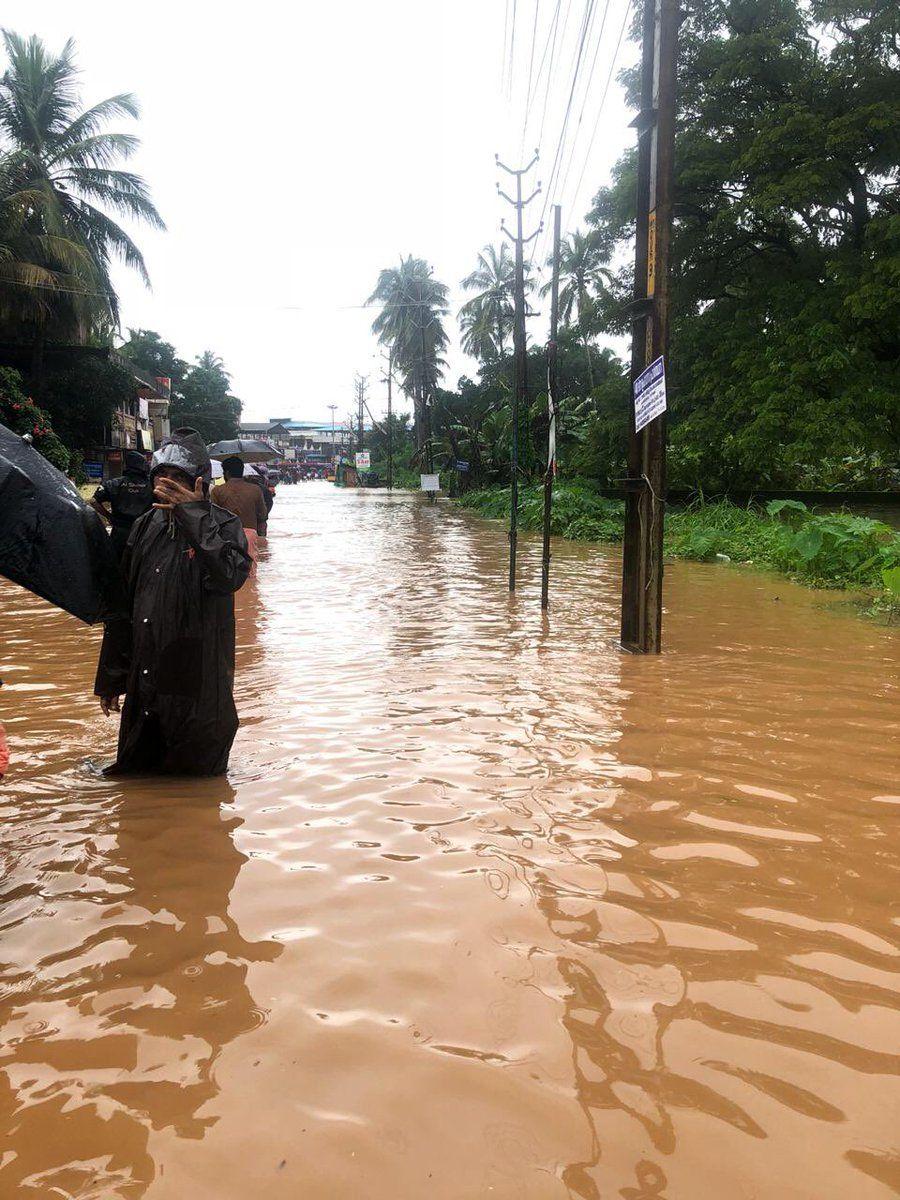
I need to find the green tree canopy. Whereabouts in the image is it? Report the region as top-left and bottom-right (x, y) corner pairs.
(0, 31), (163, 352)
(586, 0), (900, 490)
(118, 328), (187, 395)
(368, 256), (449, 452)
(170, 350), (242, 443)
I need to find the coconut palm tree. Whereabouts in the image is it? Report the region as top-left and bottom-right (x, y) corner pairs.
(0, 150), (94, 336)
(542, 229), (610, 390)
(0, 31), (164, 355)
(367, 256), (449, 453)
(458, 244), (515, 363)
(458, 243), (537, 364)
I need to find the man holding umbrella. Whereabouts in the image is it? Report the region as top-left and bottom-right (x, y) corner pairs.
(94, 428), (251, 776)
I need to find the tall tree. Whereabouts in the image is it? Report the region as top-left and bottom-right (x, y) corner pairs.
(118, 328), (188, 395)
(458, 243), (527, 363)
(541, 230), (611, 391)
(587, 0), (900, 490)
(367, 256), (449, 453)
(0, 31), (164, 361)
(171, 350), (242, 443)
(0, 150), (92, 335)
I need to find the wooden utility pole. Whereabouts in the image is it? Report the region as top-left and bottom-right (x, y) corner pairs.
(497, 151), (542, 592)
(541, 204), (562, 610)
(620, 0), (678, 653)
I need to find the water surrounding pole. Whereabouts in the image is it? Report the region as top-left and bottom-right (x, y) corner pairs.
(620, 0), (678, 653)
(541, 204), (562, 610)
(386, 350), (393, 491)
(509, 167), (525, 591)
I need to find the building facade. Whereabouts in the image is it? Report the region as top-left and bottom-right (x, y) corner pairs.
(238, 418), (366, 464)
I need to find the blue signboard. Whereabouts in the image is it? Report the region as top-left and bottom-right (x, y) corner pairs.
(633, 356), (667, 433)
(455, 460), (470, 472)
(83, 461), (103, 480)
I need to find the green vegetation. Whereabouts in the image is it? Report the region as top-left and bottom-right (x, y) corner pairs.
(458, 485), (900, 611)
(0, 31), (163, 357)
(367, 257), (449, 455)
(0, 37), (243, 456)
(368, 0), (898, 498)
(119, 330), (242, 442)
(0, 365), (69, 471)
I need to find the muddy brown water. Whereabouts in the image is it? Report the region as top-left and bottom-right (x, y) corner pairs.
(1, 484), (898, 1200)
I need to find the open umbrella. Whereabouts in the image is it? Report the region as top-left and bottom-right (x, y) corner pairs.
(210, 460), (264, 480)
(206, 438), (283, 463)
(0, 423), (125, 624)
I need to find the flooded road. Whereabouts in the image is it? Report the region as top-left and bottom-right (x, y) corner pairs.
(1, 483), (899, 1200)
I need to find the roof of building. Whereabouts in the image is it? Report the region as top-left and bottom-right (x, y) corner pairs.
(239, 418), (372, 434)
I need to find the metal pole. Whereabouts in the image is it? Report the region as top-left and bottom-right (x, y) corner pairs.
(328, 403), (338, 467)
(497, 151), (541, 593)
(386, 350), (393, 491)
(510, 167), (524, 590)
(541, 204), (562, 610)
(620, 0), (678, 653)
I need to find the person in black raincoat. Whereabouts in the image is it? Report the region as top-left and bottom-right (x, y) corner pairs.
(91, 450), (155, 560)
(94, 429), (251, 776)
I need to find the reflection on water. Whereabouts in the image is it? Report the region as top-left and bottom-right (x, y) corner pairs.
(1, 483), (898, 1199)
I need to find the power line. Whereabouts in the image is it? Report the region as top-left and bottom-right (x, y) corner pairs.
(555, 0), (614, 208)
(569, 0), (633, 208)
(530, 0), (597, 264)
(502, 0), (510, 93)
(508, 0), (519, 98)
(538, 0), (573, 147)
(523, 0), (542, 121)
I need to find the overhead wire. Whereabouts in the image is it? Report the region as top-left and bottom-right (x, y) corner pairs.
(508, 0), (519, 98)
(524, 0), (542, 120)
(502, 0), (510, 93)
(523, 0), (562, 138)
(569, 0), (633, 208)
(554, 0), (614, 208)
(529, 0), (597, 266)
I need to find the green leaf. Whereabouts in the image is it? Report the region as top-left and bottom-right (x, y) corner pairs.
(793, 526), (824, 560)
(766, 499), (808, 518)
(882, 566), (900, 597)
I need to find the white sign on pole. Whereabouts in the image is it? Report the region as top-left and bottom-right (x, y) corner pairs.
(420, 473), (440, 492)
(355, 451), (371, 469)
(633, 355), (667, 433)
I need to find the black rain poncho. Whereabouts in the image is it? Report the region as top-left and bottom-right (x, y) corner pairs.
(94, 430), (251, 776)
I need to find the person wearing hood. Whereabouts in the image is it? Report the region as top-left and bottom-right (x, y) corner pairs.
(91, 450), (155, 561)
(94, 428), (252, 776)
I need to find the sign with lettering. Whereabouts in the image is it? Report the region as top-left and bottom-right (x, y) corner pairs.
(355, 451), (370, 470)
(633, 356), (667, 433)
(420, 473), (440, 492)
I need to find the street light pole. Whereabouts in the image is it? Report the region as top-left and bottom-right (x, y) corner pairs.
(328, 403), (338, 466)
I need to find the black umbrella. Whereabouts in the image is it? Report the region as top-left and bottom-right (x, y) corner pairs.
(0, 423), (125, 624)
(206, 438), (283, 463)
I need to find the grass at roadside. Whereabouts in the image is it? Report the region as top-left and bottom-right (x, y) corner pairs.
(458, 482), (900, 618)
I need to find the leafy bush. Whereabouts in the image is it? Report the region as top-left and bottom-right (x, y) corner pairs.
(0, 366), (70, 473)
(458, 486), (900, 610)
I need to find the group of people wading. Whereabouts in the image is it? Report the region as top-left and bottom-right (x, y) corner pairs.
(91, 428), (273, 778)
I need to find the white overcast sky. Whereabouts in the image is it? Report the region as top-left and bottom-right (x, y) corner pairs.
(7, 0), (636, 424)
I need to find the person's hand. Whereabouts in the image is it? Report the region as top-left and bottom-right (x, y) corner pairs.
(100, 695), (122, 717)
(153, 475), (204, 509)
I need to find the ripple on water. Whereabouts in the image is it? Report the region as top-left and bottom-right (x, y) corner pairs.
(0, 485), (898, 1199)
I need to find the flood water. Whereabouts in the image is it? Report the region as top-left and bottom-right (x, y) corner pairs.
(1, 484), (898, 1200)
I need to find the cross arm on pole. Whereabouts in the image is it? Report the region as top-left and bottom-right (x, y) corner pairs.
(495, 149), (540, 176)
